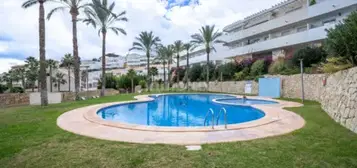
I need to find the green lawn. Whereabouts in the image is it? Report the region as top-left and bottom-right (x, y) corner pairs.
(1, 93), (357, 168)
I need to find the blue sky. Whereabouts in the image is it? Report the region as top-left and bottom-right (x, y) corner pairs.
(0, 0), (284, 73)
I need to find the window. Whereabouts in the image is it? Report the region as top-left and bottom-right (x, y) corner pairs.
(281, 30), (291, 36)
(297, 25), (307, 32)
(323, 18), (336, 25)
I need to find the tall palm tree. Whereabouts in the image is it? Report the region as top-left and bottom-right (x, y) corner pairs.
(183, 42), (196, 91)
(166, 44), (174, 89)
(173, 40), (184, 86)
(52, 72), (67, 92)
(60, 54), (74, 92)
(155, 46), (168, 90)
(191, 25), (224, 91)
(22, 0), (48, 106)
(46, 59), (58, 92)
(47, 0), (88, 100)
(130, 31), (161, 92)
(83, 0), (128, 97)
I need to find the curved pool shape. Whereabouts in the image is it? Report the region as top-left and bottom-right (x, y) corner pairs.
(215, 98), (278, 105)
(97, 94), (266, 127)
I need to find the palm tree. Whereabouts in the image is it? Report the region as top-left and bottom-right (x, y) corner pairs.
(127, 69), (136, 93)
(173, 40), (184, 86)
(191, 25), (224, 91)
(47, 0), (88, 100)
(165, 45), (174, 89)
(83, 0), (128, 97)
(183, 42), (196, 91)
(22, 0), (48, 106)
(25, 56), (39, 92)
(46, 59), (58, 92)
(155, 46), (168, 90)
(60, 54), (74, 92)
(52, 72), (67, 92)
(130, 31), (161, 92)
(14, 67), (26, 91)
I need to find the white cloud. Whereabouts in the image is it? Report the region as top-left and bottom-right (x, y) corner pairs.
(0, 0), (284, 73)
(0, 58), (25, 74)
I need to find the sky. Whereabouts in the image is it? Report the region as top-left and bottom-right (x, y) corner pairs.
(0, 0), (284, 73)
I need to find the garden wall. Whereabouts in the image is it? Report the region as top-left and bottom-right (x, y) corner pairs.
(62, 89), (119, 102)
(175, 67), (357, 133)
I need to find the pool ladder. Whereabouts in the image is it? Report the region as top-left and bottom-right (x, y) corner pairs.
(204, 107), (228, 129)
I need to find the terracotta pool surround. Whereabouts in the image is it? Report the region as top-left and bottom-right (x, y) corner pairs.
(57, 93), (305, 145)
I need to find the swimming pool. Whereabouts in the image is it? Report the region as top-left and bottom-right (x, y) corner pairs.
(97, 94), (273, 127)
(214, 98), (278, 105)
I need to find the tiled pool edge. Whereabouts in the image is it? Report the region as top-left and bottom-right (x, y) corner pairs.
(57, 94), (306, 145)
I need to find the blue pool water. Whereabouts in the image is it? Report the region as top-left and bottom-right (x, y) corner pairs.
(215, 98), (278, 105)
(97, 94), (268, 127)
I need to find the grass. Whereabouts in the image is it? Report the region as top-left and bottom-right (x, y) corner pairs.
(1, 94), (357, 168)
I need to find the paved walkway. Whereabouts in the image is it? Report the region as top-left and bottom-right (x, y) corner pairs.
(57, 94), (305, 145)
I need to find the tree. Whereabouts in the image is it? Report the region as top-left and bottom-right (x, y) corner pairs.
(189, 64), (203, 82)
(325, 11), (357, 66)
(292, 46), (327, 67)
(183, 42), (196, 90)
(25, 57), (39, 92)
(155, 46), (167, 89)
(127, 69), (136, 93)
(130, 31), (161, 92)
(84, 0), (128, 97)
(22, 0), (48, 106)
(60, 54), (74, 92)
(52, 72), (67, 92)
(1, 72), (12, 89)
(46, 59), (58, 92)
(149, 67), (158, 80)
(173, 40), (184, 86)
(191, 25), (224, 90)
(47, 0), (88, 100)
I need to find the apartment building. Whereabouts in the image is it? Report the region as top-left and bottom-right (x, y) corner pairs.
(179, 0), (357, 66)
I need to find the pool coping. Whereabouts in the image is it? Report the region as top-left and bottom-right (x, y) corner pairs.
(82, 93), (301, 132)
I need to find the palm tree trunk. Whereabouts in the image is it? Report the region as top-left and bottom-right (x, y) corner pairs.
(176, 54), (179, 88)
(186, 51), (189, 91)
(100, 31), (106, 97)
(49, 66), (52, 92)
(146, 52), (151, 92)
(206, 52), (210, 91)
(21, 75), (26, 92)
(38, 1), (48, 106)
(58, 81), (60, 92)
(71, 12), (80, 101)
(163, 62), (166, 90)
(168, 59), (171, 89)
(68, 68), (71, 92)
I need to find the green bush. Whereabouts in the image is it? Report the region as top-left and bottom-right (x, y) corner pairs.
(291, 46), (327, 67)
(234, 67), (249, 81)
(10, 87), (24, 93)
(268, 59), (289, 74)
(117, 75), (131, 89)
(0, 84), (8, 93)
(250, 60), (266, 76)
(217, 62), (241, 81)
(189, 64), (203, 82)
(318, 57), (353, 73)
(201, 62), (216, 81)
(97, 73), (118, 90)
(139, 80), (147, 89)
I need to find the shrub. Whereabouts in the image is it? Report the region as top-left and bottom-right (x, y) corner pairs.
(250, 60), (266, 76)
(269, 59), (288, 74)
(97, 73), (118, 89)
(139, 80), (147, 89)
(291, 46), (327, 67)
(325, 12), (357, 66)
(10, 87), (24, 93)
(318, 57), (353, 73)
(117, 75), (131, 89)
(217, 62), (241, 81)
(234, 67), (249, 81)
(201, 62), (216, 81)
(0, 84), (8, 93)
(189, 64), (203, 82)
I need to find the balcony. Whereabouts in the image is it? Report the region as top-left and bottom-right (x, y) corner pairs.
(220, 0), (357, 43)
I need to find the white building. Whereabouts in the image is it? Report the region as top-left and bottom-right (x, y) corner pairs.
(179, 0), (357, 66)
(126, 53), (156, 68)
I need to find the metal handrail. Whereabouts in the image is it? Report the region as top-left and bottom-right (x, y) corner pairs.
(216, 107), (227, 129)
(204, 108), (215, 129)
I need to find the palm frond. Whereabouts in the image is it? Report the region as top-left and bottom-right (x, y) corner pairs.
(47, 6), (67, 20)
(22, 0), (39, 8)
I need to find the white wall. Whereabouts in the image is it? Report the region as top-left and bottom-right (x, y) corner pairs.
(29, 92), (62, 105)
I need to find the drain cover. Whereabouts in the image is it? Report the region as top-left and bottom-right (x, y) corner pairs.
(185, 145), (202, 151)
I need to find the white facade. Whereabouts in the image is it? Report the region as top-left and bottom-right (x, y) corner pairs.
(81, 56), (126, 71)
(127, 53), (157, 67)
(180, 0), (357, 66)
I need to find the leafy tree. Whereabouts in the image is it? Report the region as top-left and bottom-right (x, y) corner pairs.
(139, 80), (147, 89)
(22, 0), (48, 105)
(155, 45), (168, 89)
(149, 67), (158, 78)
(217, 62), (241, 81)
(47, 0), (88, 100)
(97, 73), (118, 90)
(1, 72), (12, 89)
(191, 25), (225, 90)
(60, 54), (74, 92)
(250, 60), (266, 76)
(183, 42), (196, 90)
(46, 59), (58, 92)
(292, 46), (327, 67)
(0, 84), (7, 94)
(25, 57), (39, 92)
(127, 69), (136, 93)
(130, 31), (161, 92)
(173, 40), (184, 85)
(200, 62), (216, 81)
(52, 72), (67, 92)
(84, 0), (128, 96)
(325, 11), (357, 66)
